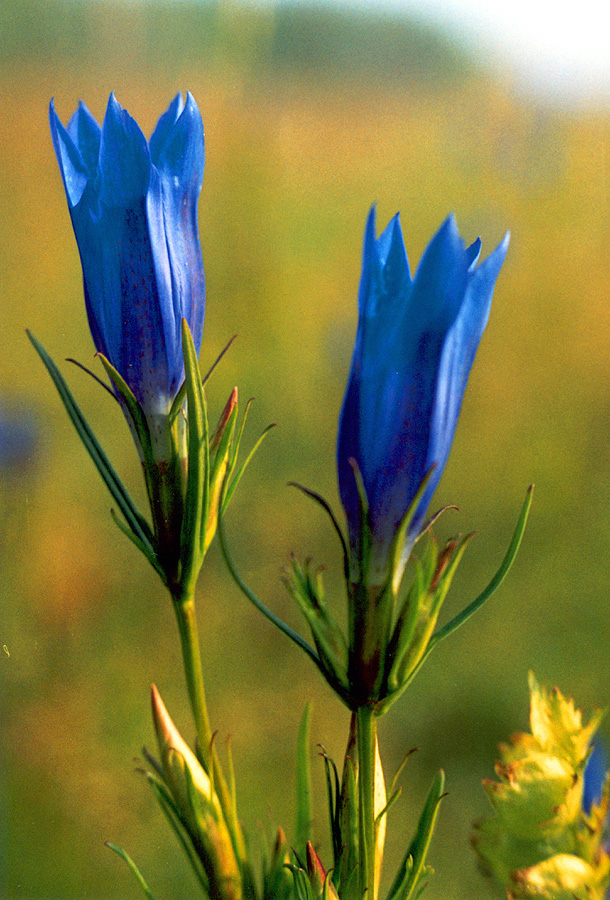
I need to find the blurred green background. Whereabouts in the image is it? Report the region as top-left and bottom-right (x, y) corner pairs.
(2, 2), (610, 898)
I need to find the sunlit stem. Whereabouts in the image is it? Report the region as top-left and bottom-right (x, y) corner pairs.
(171, 590), (246, 864)
(172, 592), (213, 755)
(356, 704), (378, 900)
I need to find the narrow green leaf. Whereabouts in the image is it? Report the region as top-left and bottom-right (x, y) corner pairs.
(109, 509), (166, 583)
(421, 485), (534, 664)
(388, 748), (418, 800)
(66, 356), (116, 397)
(222, 421), (276, 511)
(375, 785), (402, 825)
(295, 703), (313, 859)
(288, 482), (349, 580)
(27, 331), (155, 554)
(201, 334), (237, 387)
(320, 748), (342, 868)
(217, 501), (322, 669)
(105, 843), (157, 900)
(145, 770), (209, 893)
(385, 770), (445, 900)
(288, 864), (316, 900)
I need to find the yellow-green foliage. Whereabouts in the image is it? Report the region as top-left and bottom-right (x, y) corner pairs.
(473, 674), (610, 899)
(3, 4), (610, 900)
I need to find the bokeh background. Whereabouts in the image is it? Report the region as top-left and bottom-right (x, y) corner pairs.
(2, 2), (610, 898)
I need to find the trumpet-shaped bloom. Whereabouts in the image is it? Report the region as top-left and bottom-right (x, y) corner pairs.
(337, 207), (509, 580)
(49, 92), (205, 427)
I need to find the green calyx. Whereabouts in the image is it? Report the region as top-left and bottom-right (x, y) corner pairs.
(282, 479), (533, 713)
(473, 673), (610, 900)
(29, 323), (271, 599)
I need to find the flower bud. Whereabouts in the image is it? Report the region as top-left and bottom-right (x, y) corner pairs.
(151, 685), (242, 900)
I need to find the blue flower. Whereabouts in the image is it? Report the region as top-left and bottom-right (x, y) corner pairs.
(49, 93), (205, 442)
(583, 741), (608, 815)
(337, 207), (509, 583)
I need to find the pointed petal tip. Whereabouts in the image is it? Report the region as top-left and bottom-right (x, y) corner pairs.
(105, 91), (119, 116)
(441, 211), (460, 241)
(362, 205), (379, 256)
(486, 230), (511, 269)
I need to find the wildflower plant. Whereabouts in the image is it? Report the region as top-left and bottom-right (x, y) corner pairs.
(29, 85), (601, 900)
(220, 207), (533, 899)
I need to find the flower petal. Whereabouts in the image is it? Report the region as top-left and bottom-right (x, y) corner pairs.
(49, 100), (89, 208)
(98, 93), (150, 207)
(66, 100), (101, 177)
(337, 211), (509, 580)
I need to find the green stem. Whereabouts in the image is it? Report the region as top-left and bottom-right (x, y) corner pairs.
(172, 592), (247, 866)
(356, 704), (378, 900)
(173, 593), (213, 757)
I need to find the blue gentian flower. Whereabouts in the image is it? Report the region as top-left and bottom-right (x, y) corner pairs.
(49, 93), (205, 450)
(337, 207), (509, 583)
(584, 741), (608, 815)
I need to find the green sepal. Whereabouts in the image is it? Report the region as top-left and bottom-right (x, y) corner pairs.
(284, 557), (350, 703)
(97, 354), (155, 469)
(27, 331), (156, 560)
(180, 319), (210, 594)
(346, 456), (372, 584)
(385, 769), (445, 900)
(222, 402), (275, 512)
(383, 533), (474, 707)
(105, 842), (158, 900)
(387, 467), (435, 595)
(204, 396), (238, 555)
(295, 702), (313, 862)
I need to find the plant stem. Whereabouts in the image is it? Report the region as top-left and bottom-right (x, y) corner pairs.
(356, 704), (378, 900)
(173, 592), (213, 757)
(172, 591), (246, 864)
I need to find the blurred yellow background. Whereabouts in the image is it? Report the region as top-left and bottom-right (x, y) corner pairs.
(2, 2), (610, 899)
